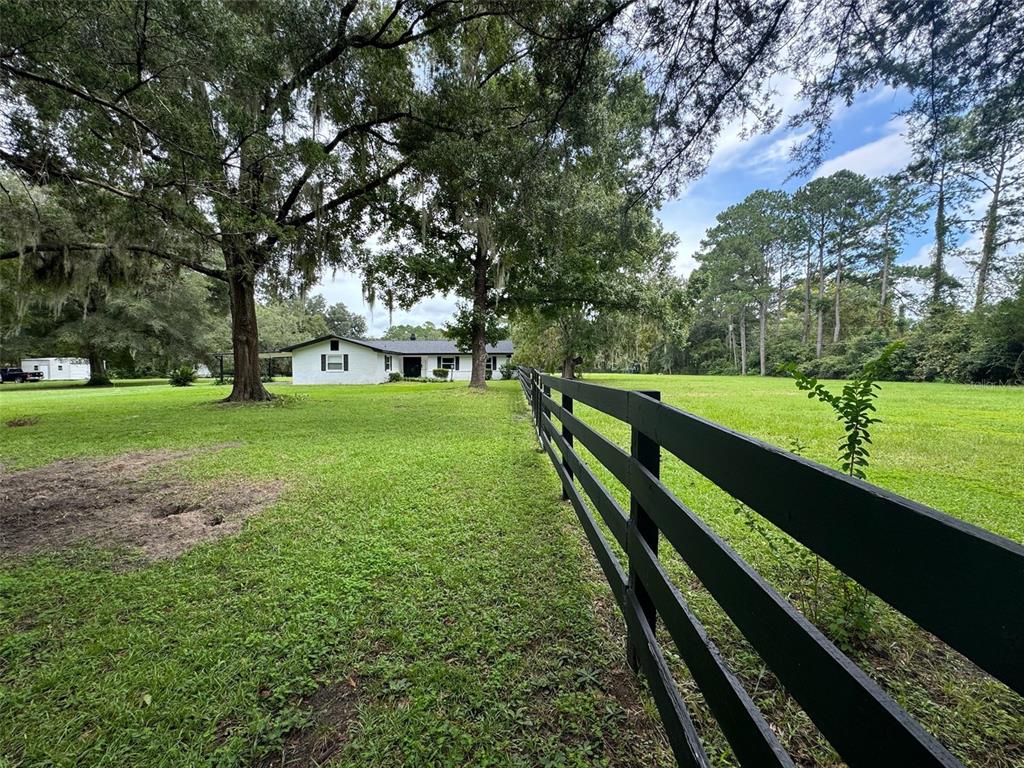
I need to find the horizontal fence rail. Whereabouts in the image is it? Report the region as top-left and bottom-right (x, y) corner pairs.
(515, 366), (1024, 768)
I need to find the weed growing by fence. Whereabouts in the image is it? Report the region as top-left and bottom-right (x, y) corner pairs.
(779, 343), (902, 650)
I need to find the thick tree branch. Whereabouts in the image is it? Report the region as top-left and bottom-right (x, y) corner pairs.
(0, 242), (227, 281)
(0, 60), (202, 160)
(0, 148), (222, 244)
(280, 159), (411, 229)
(275, 113), (412, 222)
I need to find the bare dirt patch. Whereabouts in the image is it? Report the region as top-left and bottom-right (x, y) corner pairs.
(253, 677), (361, 767)
(0, 445), (281, 563)
(5, 416), (40, 427)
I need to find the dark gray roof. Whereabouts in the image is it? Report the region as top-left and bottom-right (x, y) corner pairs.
(280, 335), (513, 355)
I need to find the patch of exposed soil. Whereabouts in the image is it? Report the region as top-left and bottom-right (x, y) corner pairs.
(5, 416), (39, 427)
(253, 677), (361, 767)
(0, 444), (280, 563)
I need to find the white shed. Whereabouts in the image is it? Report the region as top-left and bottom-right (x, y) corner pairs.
(20, 357), (91, 381)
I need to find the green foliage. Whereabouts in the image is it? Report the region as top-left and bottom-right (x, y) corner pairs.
(783, 344), (901, 649)
(387, 372), (402, 383)
(255, 298), (330, 353)
(499, 360), (517, 380)
(167, 366), (197, 387)
(431, 368), (449, 380)
(785, 343), (901, 480)
(0, 253), (225, 376)
(321, 300), (367, 338)
(443, 305), (507, 353)
(380, 323), (448, 341)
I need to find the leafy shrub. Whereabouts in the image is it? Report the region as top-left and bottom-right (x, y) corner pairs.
(432, 368), (449, 380)
(485, 369), (492, 380)
(168, 366), (197, 387)
(781, 343), (901, 650)
(388, 372), (402, 383)
(798, 355), (853, 379)
(499, 360), (517, 379)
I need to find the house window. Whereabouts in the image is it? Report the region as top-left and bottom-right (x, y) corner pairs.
(384, 355), (392, 371)
(485, 356), (497, 371)
(438, 356), (458, 370)
(33, 365), (39, 371)
(57, 365), (63, 371)
(322, 353), (349, 372)
(330, 339), (340, 351)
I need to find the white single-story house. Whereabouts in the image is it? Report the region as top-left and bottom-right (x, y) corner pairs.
(20, 357), (91, 380)
(280, 336), (514, 385)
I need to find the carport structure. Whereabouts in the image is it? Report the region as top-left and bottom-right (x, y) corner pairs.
(213, 351), (293, 381)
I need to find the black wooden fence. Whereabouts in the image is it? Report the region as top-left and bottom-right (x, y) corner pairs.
(516, 366), (1024, 768)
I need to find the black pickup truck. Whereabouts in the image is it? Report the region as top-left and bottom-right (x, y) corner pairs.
(0, 367), (44, 383)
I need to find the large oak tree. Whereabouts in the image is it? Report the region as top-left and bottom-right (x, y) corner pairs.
(1, 0), (512, 400)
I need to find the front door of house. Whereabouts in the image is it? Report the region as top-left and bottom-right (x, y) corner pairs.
(403, 357), (421, 377)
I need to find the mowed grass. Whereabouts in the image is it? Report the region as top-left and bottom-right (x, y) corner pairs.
(584, 374), (1024, 544)
(2, 375), (1022, 767)
(0, 380), (669, 768)
(567, 374), (1024, 766)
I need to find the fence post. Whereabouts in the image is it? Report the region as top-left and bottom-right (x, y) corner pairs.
(533, 369), (542, 437)
(541, 380), (551, 441)
(627, 390), (660, 672)
(561, 390), (573, 500)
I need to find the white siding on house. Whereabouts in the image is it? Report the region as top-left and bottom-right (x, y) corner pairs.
(20, 357), (91, 380)
(291, 340), (386, 385)
(288, 341), (512, 385)
(425, 353), (512, 380)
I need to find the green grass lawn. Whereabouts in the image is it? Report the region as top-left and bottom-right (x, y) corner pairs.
(0, 377), (170, 391)
(1, 375), (1021, 767)
(583, 374), (1024, 544)
(0, 380), (668, 767)
(563, 374), (1024, 766)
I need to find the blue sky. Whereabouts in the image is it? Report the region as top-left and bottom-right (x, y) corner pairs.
(315, 82), (950, 334)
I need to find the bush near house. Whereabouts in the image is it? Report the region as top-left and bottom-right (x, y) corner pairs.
(432, 367), (449, 380)
(168, 366), (197, 387)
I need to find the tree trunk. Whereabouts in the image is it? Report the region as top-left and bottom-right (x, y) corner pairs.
(86, 348), (111, 386)
(878, 219), (891, 327)
(932, 168), (947, 306)
(739, 310), (747, 376)
(561, 357), (577, 378)
(833, 255), (842, 344)
(225, 258), (272, 402)
(802, 244), (812, 344)
(728, 319), (737, 369)
(975, 142), (1006, 310)
(815, 237), (825, 358)
(468, 237), (489, 389)
(758, 300), (767, 375)
(776, 261), (785, 331)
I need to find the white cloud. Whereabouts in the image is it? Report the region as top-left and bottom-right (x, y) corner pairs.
(659, 195), (722, 278)
(696, 74), (805, 177)
(743, 128), (813, 174)
(813, 118), (913, 178)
